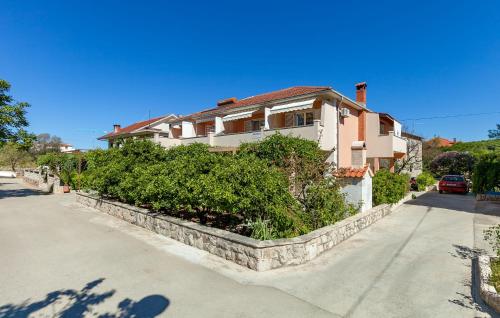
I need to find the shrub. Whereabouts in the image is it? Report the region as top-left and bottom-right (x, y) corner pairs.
(429, 151), (475, 177)
(301, 177), (358, 229)
(472, 152), (500, 193)
(82, 137), (354, 239)
(239, 133), (328, 196)
(373, 169), (409, 205)
(37, 152), (79, 187)
(416, 171), (435, 191)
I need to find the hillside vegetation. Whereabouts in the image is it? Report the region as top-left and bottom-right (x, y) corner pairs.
(445, 139), (500, 157)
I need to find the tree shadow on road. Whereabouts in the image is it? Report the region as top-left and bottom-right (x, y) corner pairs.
(447, 245), (497, 317)
(0, 278), (169, 318)
(0, 187), (49, 199)
(404, 192), (500, 216)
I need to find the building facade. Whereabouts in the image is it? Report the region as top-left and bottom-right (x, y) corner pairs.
(99, 84), (407, 175)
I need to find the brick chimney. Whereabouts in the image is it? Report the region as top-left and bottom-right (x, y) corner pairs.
(113, 124), (121, 133)
(217, 97), (237, 107)
(355, 82), (367, 105)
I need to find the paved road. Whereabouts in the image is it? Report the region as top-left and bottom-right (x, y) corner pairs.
(0, 179), (499, 317)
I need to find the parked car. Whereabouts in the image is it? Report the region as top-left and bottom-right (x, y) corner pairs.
(410, 177), (418, 191)
(438, 175), (469, 194)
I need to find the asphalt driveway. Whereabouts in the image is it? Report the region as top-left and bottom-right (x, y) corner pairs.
(0, 179), (499, 317)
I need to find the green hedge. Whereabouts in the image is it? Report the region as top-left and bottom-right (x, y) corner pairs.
(473, 152), (500, 193)
(82, 137), (356, 239)
(416, 171), (435, 191)
(372, 169), (409, 205)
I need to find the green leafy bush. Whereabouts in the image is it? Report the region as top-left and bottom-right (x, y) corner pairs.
(416, 171), (435, 191)
(373, 169), (409, 205)
(301, 177), (358, 229)
(37, 152), (79, 187)
(429, 151), (475, 177)
(472, 152), (500, 193)
(82, 137), (354, 239)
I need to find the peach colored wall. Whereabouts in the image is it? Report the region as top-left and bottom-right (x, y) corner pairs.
(224, 112), (264, 133)
(338, 105), (360, 168)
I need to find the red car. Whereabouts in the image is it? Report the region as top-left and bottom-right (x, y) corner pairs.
(438, 175), (469, 194)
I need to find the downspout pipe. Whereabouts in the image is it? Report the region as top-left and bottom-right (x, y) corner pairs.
(336, 96), (344, 170)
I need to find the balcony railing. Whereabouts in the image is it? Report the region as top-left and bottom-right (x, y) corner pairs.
(160, 121), (321, 149)
(366, 131), (407, 158)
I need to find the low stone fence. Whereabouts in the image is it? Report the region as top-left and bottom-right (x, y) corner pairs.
(76, 190), (420, 271)
(478, 255), (500, 313)
(477, 193), (500, 201)
(23, 169), (63, 193)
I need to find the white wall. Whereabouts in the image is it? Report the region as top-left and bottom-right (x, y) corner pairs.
(393, 121), (402, 137)
(339, 174), (373, 212)
(181, 121), (196, 138)
(319, 101), (337, 160)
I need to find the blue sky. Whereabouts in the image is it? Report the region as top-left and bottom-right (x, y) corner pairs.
(1, 0), (499, 149)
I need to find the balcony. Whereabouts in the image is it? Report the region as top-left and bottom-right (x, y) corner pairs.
(160, 121), (322, 149)
(366, 131), (407, 158)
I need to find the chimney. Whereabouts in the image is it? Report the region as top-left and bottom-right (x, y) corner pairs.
(113, 124), (121, 133)
(217, 97), (237, 107)
(355, 82), (367, 105)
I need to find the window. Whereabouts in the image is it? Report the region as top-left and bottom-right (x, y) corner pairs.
(379, 158), (391, 169)
(205, 125), (215, 135)
(245, 119), (264, 132)
(293, 111), (314, 127)
(380, 122), (386, 134)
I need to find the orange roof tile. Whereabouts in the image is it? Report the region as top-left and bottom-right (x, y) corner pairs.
(98, 116), (165, 140)
(333, 165), (372, 178)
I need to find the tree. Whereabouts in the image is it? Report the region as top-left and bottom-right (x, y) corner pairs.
(395, 137), (422, 174)
(0, 142), (33, 171)
(489, 124), (500, 140)
(0, 79), (36, 147)
(429, 151), (475, 177)
(422, 138), (443, 171)
(32, 133), (64, 154)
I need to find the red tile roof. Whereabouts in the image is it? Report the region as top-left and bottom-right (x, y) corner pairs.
(173, 86), (332, 122)
(99, 86), (332, 139)
(333, 165), (372, 178)
(226, 86), (330, 109)
(98, 116), (165, 140)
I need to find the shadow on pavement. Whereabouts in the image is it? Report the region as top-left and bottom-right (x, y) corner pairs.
(403, 191), (498, 215)
(0, 187), (49, 199)
(0, 278), (169, 318)
(446, 245), (497, 317)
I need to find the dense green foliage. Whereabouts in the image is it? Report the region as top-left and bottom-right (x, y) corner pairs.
(429, 151), (475, 177)
(82, 137), (356, 239)
(37, 152), (79, 187)
(0, 79), (35, 148)
(446, 139), (500, 157)
(372, 169), (409, 205)
(0, 142), (34, 171)
(488, 124), (500, 140)
(472, 152), (500, 193)
(416, 171), (435, 191)
(240, 134), (356, 230)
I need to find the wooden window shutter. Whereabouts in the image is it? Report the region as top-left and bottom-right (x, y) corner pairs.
(285, 113), (294, 127)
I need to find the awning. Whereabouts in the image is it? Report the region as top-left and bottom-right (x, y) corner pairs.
(270, 98), (316, 115)
(222, 110), (255, 122)
(195, 117), (215, 123)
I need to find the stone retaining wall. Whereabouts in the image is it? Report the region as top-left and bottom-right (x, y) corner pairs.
(476, 193), (500, 201)
(76, 191), (421, 271)
(23, 169), (63, 193)
(478, 255), (500, 313)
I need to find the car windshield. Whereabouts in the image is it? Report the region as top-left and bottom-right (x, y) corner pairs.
(442, 176), (465, 182)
